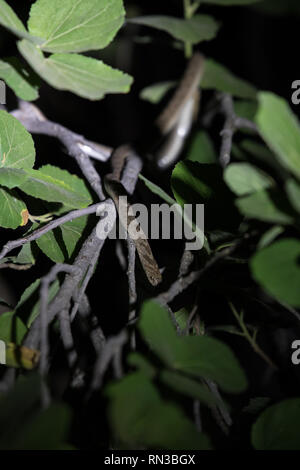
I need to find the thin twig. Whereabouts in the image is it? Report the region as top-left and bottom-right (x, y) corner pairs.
(0, 203), (104, 262)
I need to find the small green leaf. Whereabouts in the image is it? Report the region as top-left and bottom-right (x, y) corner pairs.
(286, 178), (300, 213)
(185, 131), (217, 164)
(140, 81), (175, 104)
(202, 59), (257, 99)
(18, 39), (133, 100)
(36, 215), (88, 263)
(224, 163), (274, 196)
(236, 188), (295, 225)
(251, 238), (300, 307)
(0, 312), (27, 344)
(256, 92), (300, 179)
(0, 110), (35, 169)
(19, 165), (92, 209)
(252, 398), (300, 450)
(28, 0), (125, 53)
(139, 301), (247, 393)
(127, 353), (156, 379)
(129, 15), (219, 45)
(0, 59), (39, 101)
(0, 188), (27, 228)
(257, 226), (284, 250)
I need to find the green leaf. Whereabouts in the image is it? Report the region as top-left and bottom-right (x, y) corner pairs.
(0, 188), (27, 229)
(224, 163), (274, 196)
(185, 131), (217, 164)
(139, 172), (205, 250)
(256, 92), (300, 179)
(252, 398), (300, 450)
(0, 59), (39, 101)
(236, 188), (295, 225)
(0, 0), (41, 42)
(127, 352), (156, 379)
(286, 178), (300, 213)
(10, 403), (71, 450)
(0, 312), (27, 344)
(18, 39), (133, 100)
(106, 372), (211, 450)
(14, 278), (60, 328)
(257, 226), (284, 250)
(0, 168), (28, 189)
(202, 59), (257, 99)
(160, 370), (220, 407)
(28, 0), (125, 53)
(0, 110), (35, 169)
(36, 215), (88, 263)
(139, 81), (175, 104)
(129, 15), (219, 45)
(139, 301), (247, 393)
(250, 238), (300, 307)
(19, 165), (92, 209)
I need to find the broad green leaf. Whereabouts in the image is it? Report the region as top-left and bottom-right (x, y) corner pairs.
(251, 238), (300, 307)
(0, 59), (39, 101)
(0, 188), (27, 228)
(0, 168), (28, 189)
(202, 59), (257, 99)
(0, 0), (42, 43)
(140, 81), (175, 104)
(18, 39), (133, 100)
(0, 110), (35, 169)
(160, 370), (220, 407)
(28, 0), (125, 53)
(286, 178), (300, 213)
(236, 189), (296, 224)
(0, 312), (27, 344)
(9, 403), (71, 450)
(36, 215), (88, 263)
(256, 92), (300, 179)
(224, 163), (274, 196)
(185, 131), (217, 164)
(19, 165), (92, 209)
(106, 372), (211, 450)
(139, 301), (247, 393)
(252, 399), (300, 450)
(129, 15), (219, 45)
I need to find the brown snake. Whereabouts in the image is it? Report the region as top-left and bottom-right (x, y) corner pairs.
(104, 53), (205, 287)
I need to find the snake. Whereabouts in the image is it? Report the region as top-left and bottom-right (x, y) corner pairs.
(104, 53), (205, 287)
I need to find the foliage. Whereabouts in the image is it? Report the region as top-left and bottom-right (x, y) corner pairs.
(0, 0), (299, 452)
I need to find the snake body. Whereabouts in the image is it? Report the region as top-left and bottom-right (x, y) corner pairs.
(104, 53), (205, 286)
